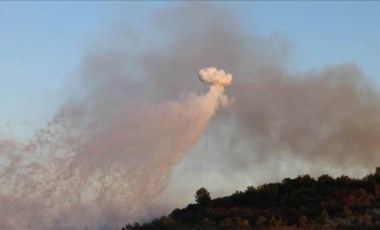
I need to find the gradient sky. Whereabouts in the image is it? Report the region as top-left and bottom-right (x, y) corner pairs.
(1, 1), (379, 139)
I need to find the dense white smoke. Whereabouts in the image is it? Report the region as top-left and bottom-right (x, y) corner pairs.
(0, 68), (232, 229)
(199, 67), (232, 107)
(199, 67), (232, 88)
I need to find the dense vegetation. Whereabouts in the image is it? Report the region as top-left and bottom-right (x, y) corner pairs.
(122, 168), (380, 229)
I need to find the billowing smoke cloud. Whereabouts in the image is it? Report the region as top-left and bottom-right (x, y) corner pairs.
(233, 64), (380, 167)
(135, 2), (380, 206)
(199, 67), (232, 87)
(136, 2), (380, 171)
(0, 64), (231, 228)
(1, 2), (380, 229)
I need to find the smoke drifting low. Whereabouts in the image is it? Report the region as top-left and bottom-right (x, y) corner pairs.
(0, 67), (231, 228)
(233, 65), (380, 167)
(1, 2), (380, 229)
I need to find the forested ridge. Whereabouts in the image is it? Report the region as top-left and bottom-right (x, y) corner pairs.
(122, 168), (380, 229)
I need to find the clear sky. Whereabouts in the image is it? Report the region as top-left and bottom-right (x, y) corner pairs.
(1, 1), (380, 138)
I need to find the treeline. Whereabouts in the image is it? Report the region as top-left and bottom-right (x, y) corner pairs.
(122, 168), (380, 229)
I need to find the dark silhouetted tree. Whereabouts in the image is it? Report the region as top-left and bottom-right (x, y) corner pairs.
(318, 174), (334, 185)
(195, 187), (211, 206)
(123, 171), (380, 230)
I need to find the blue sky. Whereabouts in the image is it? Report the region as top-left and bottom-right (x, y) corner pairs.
(250, 1), (380, 76)
(1, 1), (379, 138)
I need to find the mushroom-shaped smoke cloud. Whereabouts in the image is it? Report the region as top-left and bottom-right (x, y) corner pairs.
(199, 67), (232, 107)
(199, 67), (232, 87)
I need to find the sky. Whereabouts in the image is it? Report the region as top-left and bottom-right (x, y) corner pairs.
(1, 2), (380, 228)
(0, 1), (379, 137)
(1, 1), (380, 140)
(0, 1), (164, 138)
(250, 2), (380, 76)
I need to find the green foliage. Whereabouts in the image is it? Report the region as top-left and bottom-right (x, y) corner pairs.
(246, 185), (256, 192)
(195, 187), (211, 206)
(123, 168), (380, 230)
(318, 174), (334, 185)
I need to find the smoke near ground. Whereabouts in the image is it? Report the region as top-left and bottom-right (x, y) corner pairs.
(0, 66), (232, 228)
(1, 2), (380, 229)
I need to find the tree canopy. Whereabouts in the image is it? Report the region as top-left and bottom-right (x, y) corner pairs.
(195, 187), (211, 206)
(123, 168), (380, 230)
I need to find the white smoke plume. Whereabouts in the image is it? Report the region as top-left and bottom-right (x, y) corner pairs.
(0, 67), (232, 229)
(199, 67), (232, 107)
(199, 67), (232, 88)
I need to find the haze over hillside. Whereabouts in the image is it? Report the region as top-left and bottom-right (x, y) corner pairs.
(124, 168), (380, 229)
(0, 2), (380, 229)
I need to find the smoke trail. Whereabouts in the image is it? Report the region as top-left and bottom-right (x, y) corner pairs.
(135, 2), (380, 174)
(0, 67), (232, 228)
(1, 2), (380, 228)
(122, 3), (380, 213)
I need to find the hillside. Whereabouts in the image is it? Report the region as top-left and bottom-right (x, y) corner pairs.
(122, 168), (380, 229)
